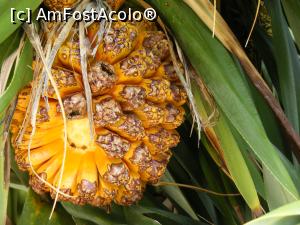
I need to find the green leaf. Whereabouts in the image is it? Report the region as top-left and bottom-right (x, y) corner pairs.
(0, 28), (22, 67)
(123, 207), (161, 225)
(72, 218), (96, 225)
(276, 148), (300, 191)
(253, 27), (279, 92)
(147, 0), (299, 201)
(7, 187), (27, 224)
(214, 112), (260, 213)
(243, 55), (284, 151)
(263, 165), (296, 210)
(0, 0), (42, 44)
(133, 205), (208, 225)
(0, 28), (28, 225)
(265, 0), (300, 133)
(62, 203), (126, 225)
(198, 152), (238, 225)
(245, 200), (300, 225)
(282, 0), (300, 48)
(18, 190), (74, 225)
(0, 38), (33, 114)
(160, 170), (198, 220)
(191, 81), (260, 212)
(171, 135), (219, 223)
(0, 123), (9, 225)
(231, 127), (266, 200)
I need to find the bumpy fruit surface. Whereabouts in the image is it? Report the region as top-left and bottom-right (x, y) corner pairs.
(43, 0), (79, 11)
(11, 4), (187, 207)
(43, 0), (125, 10)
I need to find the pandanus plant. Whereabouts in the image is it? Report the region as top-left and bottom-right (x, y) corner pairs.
(1, 0), (300, 225)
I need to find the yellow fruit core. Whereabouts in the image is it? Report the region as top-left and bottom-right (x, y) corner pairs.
(67, 118), (93, 150)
